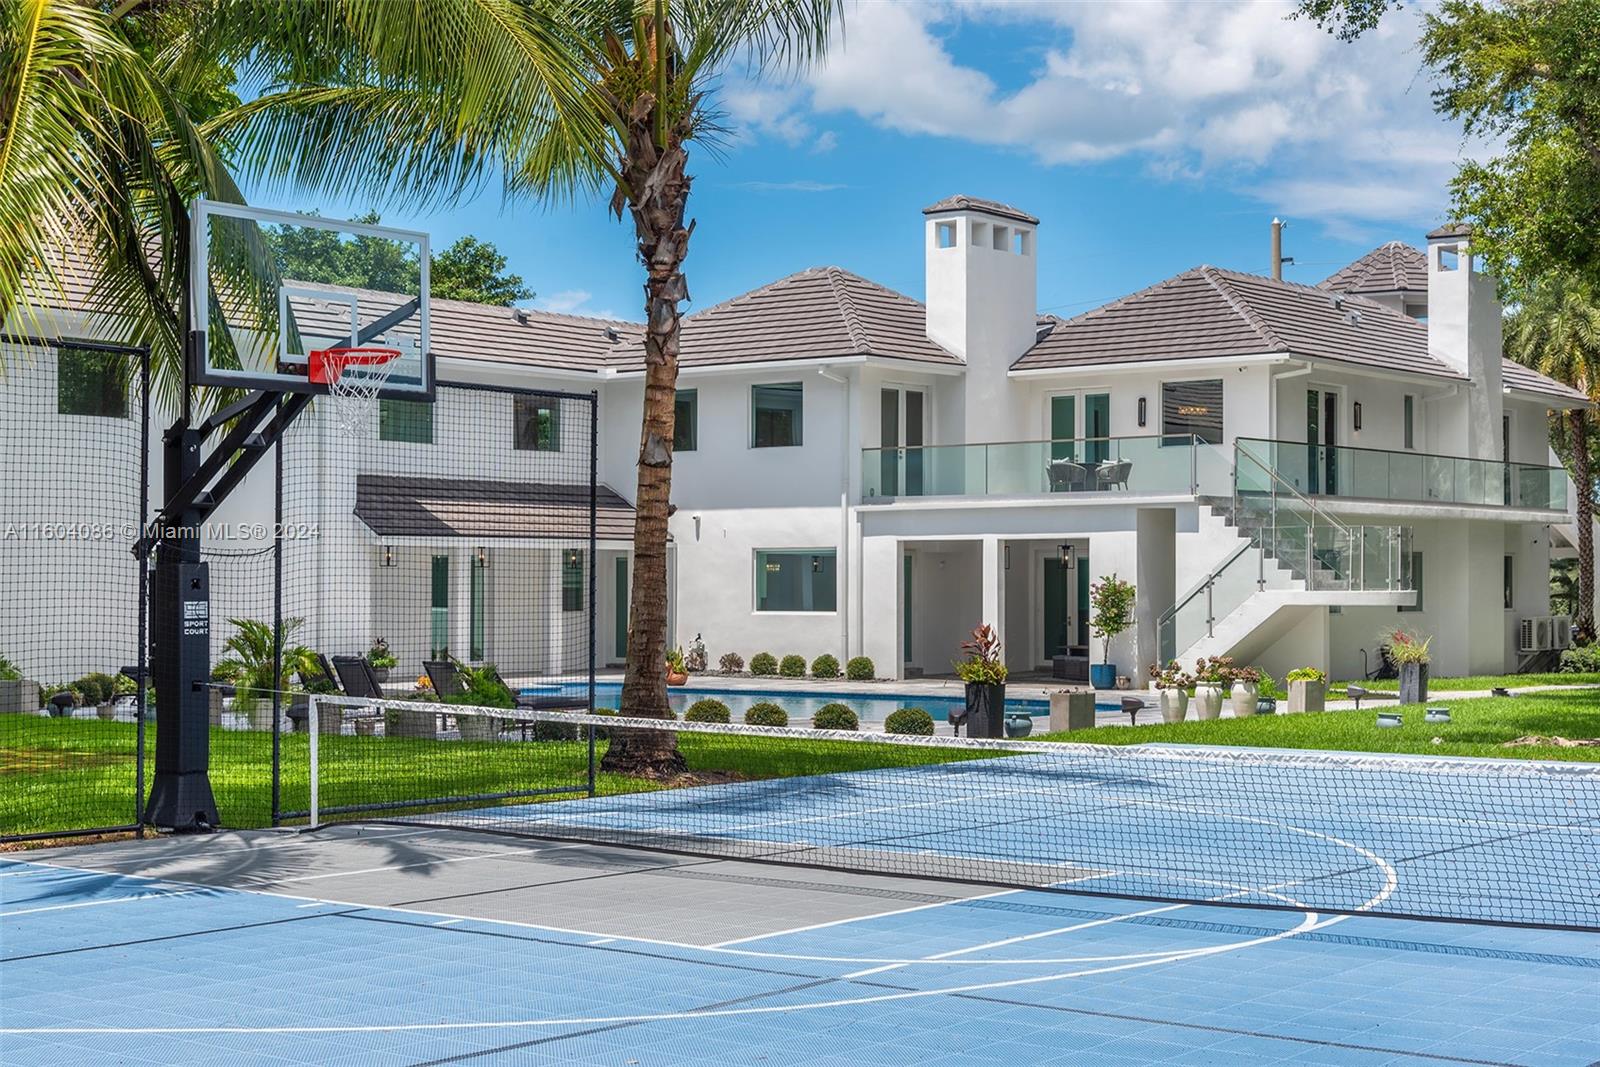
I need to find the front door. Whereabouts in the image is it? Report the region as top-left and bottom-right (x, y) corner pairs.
(880, 387), (926, 496)
(902, 552), (914, 665)
(1043, 558), (1071, 660)
(1306, 388), (1339, 495)
(614, 556), (629, 659)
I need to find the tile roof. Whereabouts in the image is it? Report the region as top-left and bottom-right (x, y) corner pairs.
(922, 195), (1039, 225)
(1426, 222), (1473, 240)
(607, 267), (960, 372)
(1014, 265), (1461, 379)
(1318, 242), (1428, 295)
(1501, 360), (1590, 404)
(354, 474), (638, 541)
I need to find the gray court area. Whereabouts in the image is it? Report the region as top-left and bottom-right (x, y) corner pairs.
(26, 824), (1003, 946)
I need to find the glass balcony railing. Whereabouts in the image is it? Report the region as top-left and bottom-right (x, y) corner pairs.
(861, 434), (1231, 501)
(1235, 438), (1569, 511)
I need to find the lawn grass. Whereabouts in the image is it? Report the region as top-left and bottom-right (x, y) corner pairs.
(2, 717), (994, 841)
(1331, 672), (1600, 694)
(1035, 688), (1600, 762)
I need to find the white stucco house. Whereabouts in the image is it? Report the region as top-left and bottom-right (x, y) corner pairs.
(1, 196), (1587, 688)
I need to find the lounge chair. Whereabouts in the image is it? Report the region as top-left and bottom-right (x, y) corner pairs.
(423, 659), (465, 698)
(331, 655), (384, 699)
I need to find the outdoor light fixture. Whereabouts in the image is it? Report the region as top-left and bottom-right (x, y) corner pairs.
(380, 545), (396, 568)
(1059, 543), (1076, 569)
(1353, 402), (1363, 431)
(1137, 397), (1147, 427)
(475, 546), (489, 568)
(1004, 544), (1011, 570)
(565, 548), (581, 568)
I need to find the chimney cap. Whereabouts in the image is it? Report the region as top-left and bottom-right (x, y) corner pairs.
(1426, 222), (1473, 241)
(922, 195), (1039, 226)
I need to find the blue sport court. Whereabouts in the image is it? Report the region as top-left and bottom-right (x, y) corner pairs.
(4, 738), (1599, 1065)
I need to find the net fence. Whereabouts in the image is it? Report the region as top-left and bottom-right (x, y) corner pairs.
(306, 697), (1600, 932)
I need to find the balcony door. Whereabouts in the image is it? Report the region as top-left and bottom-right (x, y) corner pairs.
(1048, 392), (1111, 464)
(880, 386), (926, 496)
(1306, 387), (1340, 495)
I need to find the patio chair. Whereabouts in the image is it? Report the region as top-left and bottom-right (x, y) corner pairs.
(423, 659), (465, 698)
(297, 652), (341, 694)
(1094, 459), (1132, 491)
(331, 655), (384, 699)
(1046, 459), (1087, 493)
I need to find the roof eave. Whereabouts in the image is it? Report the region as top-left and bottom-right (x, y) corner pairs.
(1008, 352), (1290, 379)
(1505, 385), (1592, 411)
(607, 354), (872, 380)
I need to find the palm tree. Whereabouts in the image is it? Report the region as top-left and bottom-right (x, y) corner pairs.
(213, 616), (318, 712)
(1506, 274), (1600, 639)
(219, 0), (841, 774)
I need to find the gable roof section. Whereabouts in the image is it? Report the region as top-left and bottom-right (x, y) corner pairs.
(1319, 242), (1428, 295)
(607, 267), (959, 372)
(1501, 360), (1590, 404)
(355, 474), (638, 541)
(1015, 265), (1461, 380)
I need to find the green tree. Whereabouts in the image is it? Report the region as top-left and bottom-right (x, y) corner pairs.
(1506, 275), (1600, 638)
(432, 235), (534, 306)
(1297, 0), (1600, 292)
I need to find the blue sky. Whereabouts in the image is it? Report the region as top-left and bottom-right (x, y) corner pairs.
(268, 1), (1463, 324)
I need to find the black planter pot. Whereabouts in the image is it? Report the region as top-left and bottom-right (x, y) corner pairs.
(1398, 663), (1429, 705)
(964, 682), (1006, 739)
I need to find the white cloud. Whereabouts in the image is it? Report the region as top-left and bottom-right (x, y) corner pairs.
(733, 179), (847, 193)
(769, 0), (1476, 232)
(536, 289), (605, 316)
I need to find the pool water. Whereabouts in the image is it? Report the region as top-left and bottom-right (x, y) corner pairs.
(520, 682), (1115, 726)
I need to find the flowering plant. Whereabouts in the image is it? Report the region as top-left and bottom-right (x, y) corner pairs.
(1192, 655), (1236, 686)
(1385, 629), (1432, 665)
(954, 623), (1008, 685)
(1148, 660), (1193, 690)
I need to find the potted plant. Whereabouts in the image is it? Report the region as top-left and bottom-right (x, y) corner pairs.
(684, 633), (708, 673)
(441, 662), (513, 740)
(366, 638), (397, 685)
(954, 623), (1008, 739)
(665, 647), (689, 686)
(1388, 629), (1431, 704)
(1149, 661), (1192, 723)
(1229, 665), (1262, 717)
(1088, 574), (1136, 690)
(1286, 667), (1327, 713)
(1191, 656), (1232, 720)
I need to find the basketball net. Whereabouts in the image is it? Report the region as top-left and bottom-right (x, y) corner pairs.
(308, 347), (401, 438)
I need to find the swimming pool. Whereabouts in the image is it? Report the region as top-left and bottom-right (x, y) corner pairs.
(519, 682), (1115, 725)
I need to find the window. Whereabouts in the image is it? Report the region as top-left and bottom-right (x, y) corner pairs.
(1399, 551), (1424, 613)
(1162, 379), (1223, 445)
(470, 555), (486, 660)
(562, 549), (584, 613)
(674, 389), (698, 451)
(57, 345), (127, 417)
(514, 396), (560, 451)
(379, 399), (433, 444)
(430, 555), (449, 659)
(752, 382), (802, 448)
(1402, 395), (1415, 451)
(1504, 555), (1515, 610)
(755, 549), (836, 612)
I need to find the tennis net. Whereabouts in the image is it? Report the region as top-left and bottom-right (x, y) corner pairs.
(305, 696), (1600, 931)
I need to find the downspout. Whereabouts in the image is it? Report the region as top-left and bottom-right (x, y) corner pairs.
(818, 366), (851, 662)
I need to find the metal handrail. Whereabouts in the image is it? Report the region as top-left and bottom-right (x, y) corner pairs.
(1234, 440), (1354, 543)
(1156, 533), (1256, 635)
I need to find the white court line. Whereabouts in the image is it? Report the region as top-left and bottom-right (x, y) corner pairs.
(1, 889), (196, 918)
(706, 889), (1019, 948)
(0, 910), (1338, 1036)
(434, 919), (462, 927)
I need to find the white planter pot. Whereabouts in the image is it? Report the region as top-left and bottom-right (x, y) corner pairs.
(1193, 684), (1224, 720)
(1157, 688), (1189, 724)
(1230, 682), (1259, 718)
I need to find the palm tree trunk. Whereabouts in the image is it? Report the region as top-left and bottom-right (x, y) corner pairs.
(1573, 410), (1595, 641)
(600, 93), (691, 777)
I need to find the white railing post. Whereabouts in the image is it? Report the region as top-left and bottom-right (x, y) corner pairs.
(308, 695), (320, 829)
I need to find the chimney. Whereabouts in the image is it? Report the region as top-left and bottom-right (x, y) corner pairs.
(1270, 218), (1293, 281)
(1425, 223), (1503, 460)
(923, 195), (1039, 441)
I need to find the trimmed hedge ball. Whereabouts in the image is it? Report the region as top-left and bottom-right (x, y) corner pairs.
(810, 654), (840, 679)
(750, 652), (778, 676)
(779, 654), (807, 677)
(884, 707), (935, 736)
(685, 698), (731, 723)
(845, 656), (876, 681)
(744, 702), (789, 727)
(812, 703), (859, 731)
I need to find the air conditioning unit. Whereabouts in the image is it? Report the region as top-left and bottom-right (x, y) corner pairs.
(1519, 615), (1573, 653)
(1552, 615), (1574, 650)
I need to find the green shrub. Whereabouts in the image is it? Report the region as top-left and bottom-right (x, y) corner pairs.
(744, 702), (789, 727)
(779, 654), (807, 677)
(686, 698), (731, 723)
(884, 707), (935, 736)
(73, 672), (118, 705)
(0, 655), (20, 682)
(531, 714), (581, 742)
(1559, 644), (1600, 674)
(718, 652), (745, 674)
(812, 703), (858, 731)
(811, 654), (840, 679)
(750, 652), (778, 676)
(444, 663), (515, 709)
(1286, 667), (1328, 683)
(845, 656), (876, 681)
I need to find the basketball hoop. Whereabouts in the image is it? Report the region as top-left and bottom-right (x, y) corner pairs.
(308, 347), (402, 437)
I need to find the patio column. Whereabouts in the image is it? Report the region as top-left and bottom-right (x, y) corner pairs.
(1136, 508), (1177, 686)
(981, 536), (1006, 645)
(860, 536), (901, 680)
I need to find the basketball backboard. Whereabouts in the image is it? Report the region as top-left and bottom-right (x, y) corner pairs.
(189, 201), (434, 399)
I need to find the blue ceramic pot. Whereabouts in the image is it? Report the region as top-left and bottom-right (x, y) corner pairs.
(1089, 663), (1117, 689)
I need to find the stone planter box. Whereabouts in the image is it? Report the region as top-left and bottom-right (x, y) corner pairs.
(95, 702), (117, 722)
(208, 688), (225, 727)
(0, 679), (38, 714)
(1288, 679), (1326, 714)
(458, 714), (500, 741)
(386, 706), (438, 739)
(1047, 690), (1096, 732)
(1398, 663), (1429, 705)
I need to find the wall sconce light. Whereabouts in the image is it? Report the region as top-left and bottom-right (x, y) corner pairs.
(1004, 544), (1011, 570)
(1137, 397), (1147, 427)
(475, 546), (489, 569)
(565, 548), (581, 568)
(1353, 402), (1362, 431)
(1059, 543), (1076, 569)
(380, 545), (396, 568)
